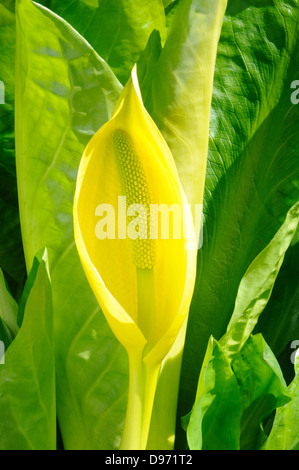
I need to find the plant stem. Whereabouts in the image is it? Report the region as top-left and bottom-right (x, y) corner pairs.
(120, 352), (160, 450)
(120, 267), (159, 450)
(120, 353), (143, 450)
(140, 362), (160, 449)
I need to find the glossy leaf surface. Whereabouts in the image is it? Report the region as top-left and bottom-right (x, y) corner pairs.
(15, 0), (127, 449)
(0, 249), (55, 450)
(178, 1), (299, 436)
(263, 353), (299, 450)
(0, 0), (25, 285)
(220, 202), (299, 360)
(38, 0), (166, 85)
(185, 337), (242, 450)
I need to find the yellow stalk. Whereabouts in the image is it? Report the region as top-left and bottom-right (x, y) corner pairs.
(120, 352), (160, 450)
(120, 268), (157, 449)
(120, 352), (143, 450)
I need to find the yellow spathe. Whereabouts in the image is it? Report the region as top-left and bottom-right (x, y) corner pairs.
(73, 65), (197, 449)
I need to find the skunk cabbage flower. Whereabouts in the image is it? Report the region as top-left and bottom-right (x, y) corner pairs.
(73, 66), (197, 449)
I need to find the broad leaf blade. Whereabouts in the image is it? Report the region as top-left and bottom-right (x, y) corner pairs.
(137, 30), (163, 111)
(0, 0), (26, 286)
(16, 0), (122, 271)
(17, 247), (49, 327)
(0, 248), (55, 450)
(37, 0), (166, 85)
(178, 0), (299, 436)
(0, 0), (15, 175)
(0, 169), (26, 286)
(232, 334), (290, 450)
(185, 337), (242, 450)
(255, 237), (299, 363)
(16, 0), (128, 449)
(150, 0), (227, 212)
(220, 201), (299, 360)
(263, 353), (299, 450)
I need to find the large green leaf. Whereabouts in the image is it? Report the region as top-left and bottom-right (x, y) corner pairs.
(164, 0), (183, 30)
(0, 248), (55, 450)
(185, 337), (242, 450)
(220, 201), (299, 360)
(263, 352), (299, 450)
(256, 232), (299, 385)
(0, 0), (25, 286)
(255, 235), (299, 365)
(0, 0), (15, 175)
(38, 0), (166, 85)
(15, 0), (128, 450)
(149, 0), (227, 213)
(0, 169), (26, 287)
(184, 333), (291, 450)
(231, 334), (290, 450)
(177, 0), (299, 439)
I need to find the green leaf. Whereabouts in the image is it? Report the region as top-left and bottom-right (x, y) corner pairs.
(164, 0), (183, 30)
(0, 169), (26, 287)
(0, 0), (15, 175)
(17, 247), (48, 327)
(185, 337), (242, 450)
(137, 30), (163, 111)
(263, 352), (299, 450)
(16, 0), (128, 449)
(163, 0), (175, 7)
(178, 0), (299, 436)
(0, 0), (26, 286)
(37, 0), (166, 85)
(0, 267), (18, 338)
(220, 201), (299, 360)
(232, 334), (291, 450)
(184, 333), (292, 450)
(149, 0), (227, 213)
(255, 236), (299, 363)
(15, 0), (122, 272)
(0, 248), (56, 450)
